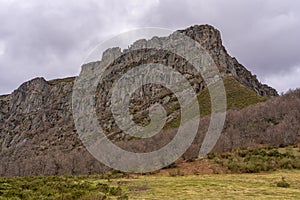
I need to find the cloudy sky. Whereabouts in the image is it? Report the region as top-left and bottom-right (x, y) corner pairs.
(0, 0), (299, 94)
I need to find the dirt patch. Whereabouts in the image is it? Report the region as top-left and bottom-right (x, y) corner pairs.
(157, 158), (226, 175)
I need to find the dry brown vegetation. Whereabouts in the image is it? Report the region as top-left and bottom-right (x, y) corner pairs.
(183, 88), (300, 160)
(0, 83), (299, 177)
(115, 88), (300, 161)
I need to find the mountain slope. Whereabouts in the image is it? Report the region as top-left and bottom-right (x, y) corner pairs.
(0, 24), (294, 177)
(165, 76), (269, 129)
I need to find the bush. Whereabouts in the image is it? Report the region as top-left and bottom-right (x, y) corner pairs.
(97, 183), (110, 194)
(212, 146), (300, 173)
(108, 186), (122, 196)
(277, 181), (290, 188)
(168, 169), (184, 177)
(207, 153), (216, 159)
(276, 177), (290, 188)
(0, 175), (126, 199)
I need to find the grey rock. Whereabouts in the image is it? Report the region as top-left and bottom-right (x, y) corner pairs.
(0, 24), (284, 177)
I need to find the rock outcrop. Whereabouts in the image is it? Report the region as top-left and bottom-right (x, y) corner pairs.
(1, 24), (293, 177)
(178, 25), (277, 97)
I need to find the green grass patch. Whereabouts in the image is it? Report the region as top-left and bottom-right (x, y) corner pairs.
(198, 77), (268, 116)
(125, 170), (300, 199)
(1, 171), (299, 199)
(164, 77), (268, 129)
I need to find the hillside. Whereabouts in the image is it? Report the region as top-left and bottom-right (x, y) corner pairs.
(1, 24), (298, 177)
(165, 76), (268, 129)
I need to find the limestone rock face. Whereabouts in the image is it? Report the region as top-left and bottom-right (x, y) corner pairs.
(178, 25), (278, 97)
(0, 24), (286, 177)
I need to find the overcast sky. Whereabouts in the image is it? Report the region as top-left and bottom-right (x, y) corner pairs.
(0, 0), (299, 94)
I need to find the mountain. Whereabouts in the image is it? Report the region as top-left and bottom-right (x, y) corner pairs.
(1, 25), (298, 177)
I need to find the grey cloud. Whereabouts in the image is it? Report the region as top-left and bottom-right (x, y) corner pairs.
(142, 0), (300, 74)
(0, 0), (153, 94)
(140, 0), (300, 92)
(0, 0), (299, 94)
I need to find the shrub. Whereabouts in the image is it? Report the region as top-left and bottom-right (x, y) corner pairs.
(97, 183), (110, 194)
(277, 181), (290, 188)
(0, 175), (126, 199)
(108, 186), (122, 196)
(211, 146), (300, 173)
(207, 152), (216, 159)
(276, 177), (290, 188)
(168, 169), (184, 177)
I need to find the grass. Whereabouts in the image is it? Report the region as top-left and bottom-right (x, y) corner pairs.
(164, 77), (268, 129)
(124, 170), (300, 199)
(1, 145), (299, 199)
(1, 170), (299, 200)
(197, 76), (268, 116)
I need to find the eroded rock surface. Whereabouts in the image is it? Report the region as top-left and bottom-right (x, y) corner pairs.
(0, 25), (289, 177)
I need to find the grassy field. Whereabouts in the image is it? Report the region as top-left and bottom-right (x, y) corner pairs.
(1, 145), (299, 199)
(1, 170), (299, 200)
(125, 170), (300, 199)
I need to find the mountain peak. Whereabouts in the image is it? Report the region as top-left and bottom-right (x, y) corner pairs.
(0, 24), (283, 176)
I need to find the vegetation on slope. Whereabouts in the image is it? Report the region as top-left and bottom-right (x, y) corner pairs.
(165, 76), (268, 129)
(198, 76), (268, 116)
(208, 146), (300, 173)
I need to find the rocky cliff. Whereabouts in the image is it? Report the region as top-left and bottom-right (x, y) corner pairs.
(1, 24), (295, 177)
